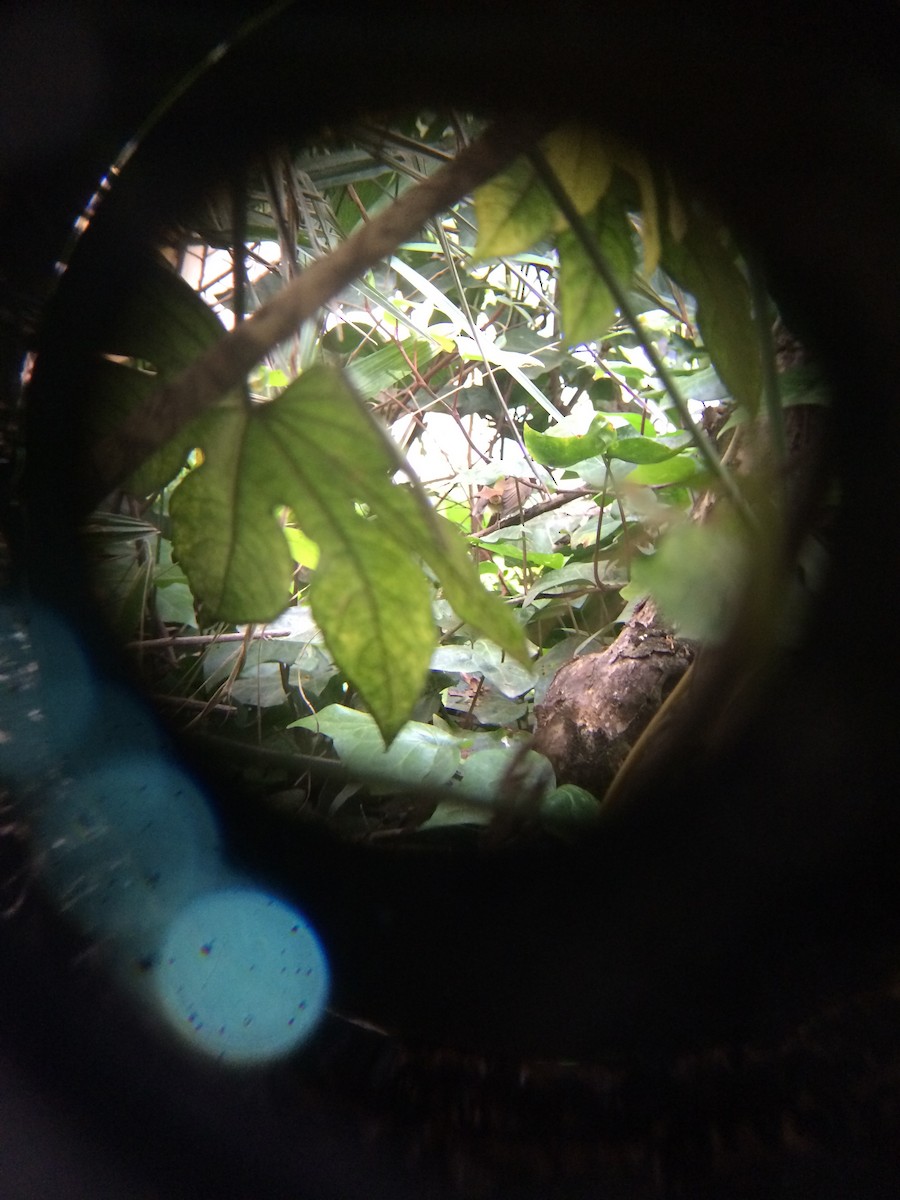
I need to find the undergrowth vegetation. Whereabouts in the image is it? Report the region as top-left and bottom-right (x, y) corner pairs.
(84, 114), (828, 837)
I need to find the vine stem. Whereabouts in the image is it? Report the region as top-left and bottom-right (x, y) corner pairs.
(526, 146), (757, 532)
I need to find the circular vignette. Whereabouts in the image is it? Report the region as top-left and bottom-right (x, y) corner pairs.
(3, 6), (900, 1200)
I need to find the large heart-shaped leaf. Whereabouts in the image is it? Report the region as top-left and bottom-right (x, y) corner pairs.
(170, 365), (527, 740)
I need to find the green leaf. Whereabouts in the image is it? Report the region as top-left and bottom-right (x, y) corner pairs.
(605, 434), (691, 464)
(473, 156), (556, 259)
(520, 561), (605, 607)
(442, 686), (529, 726)
(418, 800), (493, 831)
(169, 365), (526, 740)
(539, 783), (602, 839)
(283, 525), (320, 569)
(87, 256), (234, 495)
(154, 582), (197, 627)
(661, 208), (762, 413)
(343, 337), (439, 396)
(290, 704), (460, 793)
(558, 194), (638, 345)
(87, 359), (205, 494)
(431, 638), (537, 698)
(629, 518), (750, 641)
(96, 254), (225, 374)
(468, 539), (567, 571)
(452, 746), (555, 805)
(523, 414), (614, 467)
(311, 534), (437, 739)
(543, 122), (613, 230)
(609, 142), (660, 275)
(626, 455), (706, 486)
(473, 122), (613, 259)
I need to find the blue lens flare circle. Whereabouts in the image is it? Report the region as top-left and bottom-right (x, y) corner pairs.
(154, 888), (330, 1065)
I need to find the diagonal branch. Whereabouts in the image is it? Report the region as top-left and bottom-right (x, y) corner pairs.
(87, 114), (548, 507)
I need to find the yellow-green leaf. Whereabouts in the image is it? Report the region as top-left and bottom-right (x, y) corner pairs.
(473, 123), (614, 259)
(311, 535), (437, 742)
(169, 365), (527, 740)
(283, 525), (320, 570)
(472, 156), (555, 259)
(558, 194), (638, 346)
(523, 414), (614, 467)
(542, 122), (613, 231)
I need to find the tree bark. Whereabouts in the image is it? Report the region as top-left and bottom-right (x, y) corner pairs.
(532, 597), (694, 795)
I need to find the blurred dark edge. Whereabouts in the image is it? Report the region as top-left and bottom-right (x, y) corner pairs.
(2, 2), (900, 1197)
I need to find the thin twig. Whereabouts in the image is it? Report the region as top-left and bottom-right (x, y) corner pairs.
(488, 486), (598, 532)
(126, 629), (291, 649)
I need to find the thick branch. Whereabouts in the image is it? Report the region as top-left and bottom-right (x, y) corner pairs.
(88, 114), (547, 506)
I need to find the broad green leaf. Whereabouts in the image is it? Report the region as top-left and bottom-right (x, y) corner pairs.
(418, 800), (493, 831)
(595, 409), (653, 432)
(95, 254), (225, 373)
(87, 256), (235, 495)
(154, 582), (196, 627)
(290, 704), (460, 792)
(524, 414), (614, 467)
(543, 122), (613, 230)
(605, 434), (690, 464)
(540, 783), (602, 839)
(310, 535), (437, 739)
(674, 363), (731, 405)
(661, 208), (762, 413)
(473, 123), (613, 258)
(169, 365), (526, 739)
(431, 638), (537, 698)
(201, 639), (299, 707)
(610, 143), (660, 275)
(230, 662), (287, 708)
(626, 455), (706, 486)
(449, 747), (555, 805)
(86, 358), (201, 493)
(343, 337), (440, 396)
(468, 539), (567, 571)
(558, 194), (638, 346)
(283, 525), (320, 569)
(521, 562), (607, 608)
(473, 156), (556, 259)
(629, 518), (750, 641)
(442, 685), (529, 726)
